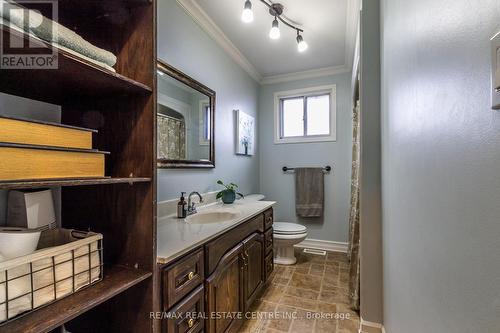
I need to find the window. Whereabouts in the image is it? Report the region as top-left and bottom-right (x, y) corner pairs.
(274, 85), (336, 144)
(203, 104), (210, 141)
(199, 101), (211, 145)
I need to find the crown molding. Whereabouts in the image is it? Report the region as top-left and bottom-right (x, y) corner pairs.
(261, 65), (351, 85)
(176, 0), (262, 82)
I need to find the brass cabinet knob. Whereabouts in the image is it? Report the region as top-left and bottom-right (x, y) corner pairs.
(187, 318), (194, 328)
(187, 271), (195, 280)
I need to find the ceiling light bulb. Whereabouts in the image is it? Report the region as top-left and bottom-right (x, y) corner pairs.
(296, 34), (308, 52)
(241, 0), (253, 23)
(269, 18), (280, 40)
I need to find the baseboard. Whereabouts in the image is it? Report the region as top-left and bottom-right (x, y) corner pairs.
(294, 238), (348, 253)
(359, 318), (383, 333)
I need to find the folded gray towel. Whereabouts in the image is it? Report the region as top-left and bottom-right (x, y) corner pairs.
(1, 1), (117, 67)
(31, 15), (117, 67)
(295, 168), (324, 217)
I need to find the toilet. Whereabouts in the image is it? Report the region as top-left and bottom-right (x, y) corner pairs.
(273, 222), (308, 265)
(245, 194), (308, 265)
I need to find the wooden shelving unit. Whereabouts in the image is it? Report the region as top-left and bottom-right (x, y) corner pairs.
(0, 0), (157, 331)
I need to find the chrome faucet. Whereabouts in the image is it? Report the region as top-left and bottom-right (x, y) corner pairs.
(187, 191), (203, 215)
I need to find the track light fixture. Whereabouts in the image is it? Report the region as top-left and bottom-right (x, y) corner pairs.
(241, 0), (308, 52)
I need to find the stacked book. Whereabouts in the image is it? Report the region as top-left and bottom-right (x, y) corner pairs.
(0, 116), (107, 181)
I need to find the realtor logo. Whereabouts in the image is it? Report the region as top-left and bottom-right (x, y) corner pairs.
(0, 0), (58, 69)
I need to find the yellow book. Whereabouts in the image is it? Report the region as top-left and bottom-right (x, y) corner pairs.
(0, 116), (95, 149)
(0, 143), (107, 181)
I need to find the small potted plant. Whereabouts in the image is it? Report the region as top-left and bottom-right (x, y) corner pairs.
(216, 180), (244, 204)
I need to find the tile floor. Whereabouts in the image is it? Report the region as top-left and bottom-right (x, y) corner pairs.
(241, 249), (360, 333)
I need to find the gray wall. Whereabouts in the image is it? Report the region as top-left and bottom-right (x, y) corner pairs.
(0, 92), (61, 226)
(258, 73), (352, 243)
(381, 0), (500, 332)
(359, 0), (383, 324)
(157, 0), (260, 201)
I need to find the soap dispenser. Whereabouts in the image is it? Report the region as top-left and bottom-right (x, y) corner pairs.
(177, 192), (187, 218)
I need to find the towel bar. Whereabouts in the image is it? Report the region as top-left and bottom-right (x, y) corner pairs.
(282, 166), (331, 173)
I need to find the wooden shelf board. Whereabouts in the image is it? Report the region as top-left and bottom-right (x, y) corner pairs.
(0, 177), (151, 189)
(0, 265), (152, 333)
(0, 24), (152, 105)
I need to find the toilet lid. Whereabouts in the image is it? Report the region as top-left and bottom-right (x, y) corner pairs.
(274, 222), (307, 235)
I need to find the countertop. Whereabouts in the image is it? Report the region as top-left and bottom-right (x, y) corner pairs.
(156, 199), (276, 265)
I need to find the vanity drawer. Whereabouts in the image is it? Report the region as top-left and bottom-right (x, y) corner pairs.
(265, 251), (274, 280)
(163, 248), (204, 310)
(164, 285), (205, 333)
(264, 228), (273, 254)
(263, 209), (273, 230)
(205, 214), (264, 275)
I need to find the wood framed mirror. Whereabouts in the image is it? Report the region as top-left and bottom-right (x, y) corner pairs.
(157, 59), (215, 168)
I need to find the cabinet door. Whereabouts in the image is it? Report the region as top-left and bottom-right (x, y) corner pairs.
(242, 232), (265, 311)
(206, 243), (245, 333)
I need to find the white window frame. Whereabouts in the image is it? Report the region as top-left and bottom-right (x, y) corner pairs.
(274, 84), (336, 144)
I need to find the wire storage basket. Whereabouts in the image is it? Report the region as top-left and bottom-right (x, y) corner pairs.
(0, 228), (103, 324)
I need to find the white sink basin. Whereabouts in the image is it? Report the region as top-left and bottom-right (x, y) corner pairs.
(186, 208), (240, 224)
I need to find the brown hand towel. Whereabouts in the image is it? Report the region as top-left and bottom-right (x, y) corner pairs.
(295, 168), (324, 217)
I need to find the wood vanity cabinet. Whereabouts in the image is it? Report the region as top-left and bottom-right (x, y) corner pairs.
(160, 208), (274, 333)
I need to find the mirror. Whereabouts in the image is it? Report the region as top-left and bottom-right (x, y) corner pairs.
(157, 60), (215, 168)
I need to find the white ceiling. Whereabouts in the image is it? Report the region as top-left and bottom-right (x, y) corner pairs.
(179, 0), (359, 82)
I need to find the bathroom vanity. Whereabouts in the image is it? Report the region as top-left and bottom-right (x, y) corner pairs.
(157, 201), (275, 333)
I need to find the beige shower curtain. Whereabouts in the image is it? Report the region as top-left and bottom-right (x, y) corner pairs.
(348, 100), (360, 311)
(157, 115), (186, 160)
